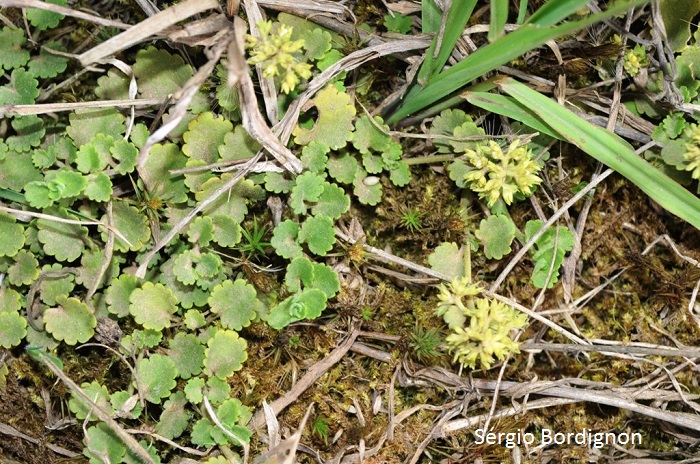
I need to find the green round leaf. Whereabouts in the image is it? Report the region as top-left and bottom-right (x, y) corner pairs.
(129, 282), (179, 331)
(37, 208), (88, 262)
(44, 295), (96, 345)
(475, 214), (516, 260)
(312, 182), (350, 219)
(185, 377), (205, 404)
(67, 108), (125, 148)
(0, 311), (27, 348)
(84, 423), (126, 464)
(299, 215), (335, 256)
(27, 41), (68, 78)
(0, 27), (30, 71)
(428, 242), (465, 280)
(182, 112), (232, 164)
(136, 353), (178, 404)
(210, 214), (241, 247)
(84, 172), (112, 202)
(0, 212), (25, 257)
(271, 220), (302, 259)
(208, 279), (262, 331)
(290, 172), (324, 215)
(105, 274), (140, 318)
(204, 329), (248, 379)
(156, 391), (190, 440)
(169, 332), (205, 379)
(102, 200), (151, 252)
(69, 381), (112, 420)
(7, 249), (39, 286)
(292, 85), (356, 149)
(26, 0), (66, 30)
(187, 216), (214, 246)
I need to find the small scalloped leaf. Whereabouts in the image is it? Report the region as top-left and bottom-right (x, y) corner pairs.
(0, 150), (42, 191)
(7, 250), (39, 286)
(210, 214), (241, 247)
(7, 115), (44, 152)
(67, 108), (125, 148)
(185, 377), (205, 404)
(290, 171), (325, 215)
(0, 28), (30, 71)
(208, 279), (262, 331)
(268, 289), (327, 329)
(136, 353), (178, 404)
(429, 109), (473, 153)
(111, 139), (138, 175)
(83, 423), (126, 464)
(219, 125), (260, 162)
(204, 329), (248, 379)
(77, 248), (120, 291)
(84, 172), (112, 202)
(475, 214), (516, 259)
(187, 216), (214, 246)
(49, 170), (87, 200)
(303, 27), (332, 60)
(0, 311), (27, 348)
(196, 175), (259, 222)
(0, 286), (22, 313)
(69, 381), (112, 420)
(299, 215), (335, 256)
(352, 115), (391, 155)
(285, 257), (314, 293)
(0, 212), (25, 258)
(173, 249), (197, 286)
(0, 69), (38, 106)
(111, 391), (142, 420)
(428, 242), (465, 280)
(76, 133), (113, 173)
(134, 46), (194, 99)
(160, 253), (209, 309)
(27, 41), (68, 77)
(95, 68), (130, 100)
(182, 112), (232, 164)
(362, 152), (384, 174)
(169, 333), (205, 380)
(26, 0), (66, 30)
(37, 209), (88, 262)
(312, 182), (349, 219)
(301, 141), (330, 172)
(384, 12), (413, 33)
(141, 143), (188, 203)
(292, 85), (356, 149)
(352, 168), (382, 206)
(38, 264), (75, 306)
(44, 296), (96, 345)
(525, 220), (575, 289)
(102, 200), (150, 252)
(264, 172), (294, 194)
(389, 161), (411, 187)
(271, 220), (303, 259)
(105, 274), (140, 318)
(129, 282), (179, 331)
(327, 153), (359, 184)
(156, 391), (190, 440)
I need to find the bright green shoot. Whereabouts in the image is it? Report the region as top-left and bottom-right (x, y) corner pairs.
(386, 0), (648, 124)
(237, 218), (271, 259)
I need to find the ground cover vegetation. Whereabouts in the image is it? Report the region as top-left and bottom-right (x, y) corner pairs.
(2, 0), (700, 462)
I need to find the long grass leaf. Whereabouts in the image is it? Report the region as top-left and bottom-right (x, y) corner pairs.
(422, 0), (442, 33)
(497, 77), (700, 229)
(387, 0), (647, 124)
(463, 91), (562, 139)
(525, 0), (590, 26)
(417, 0), (477, 84)
(488, 0), (509, 42)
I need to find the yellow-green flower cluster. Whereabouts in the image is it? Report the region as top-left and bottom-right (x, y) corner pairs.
(245, 21), (312, 94)
(461, 140), (542, 206)
(436, 277), (527, 370)
(623, 44), (648, 77)
(683, 124), (700, 179)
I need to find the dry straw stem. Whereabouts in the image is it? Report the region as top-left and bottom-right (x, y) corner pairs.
(0, 99), (166, 118)
(77, 0), (220, 66)
(31, 350), (155, 464)
(0, 421), (79, 458)
(0, 204), (133, 247)
(0, 0), (130, 29)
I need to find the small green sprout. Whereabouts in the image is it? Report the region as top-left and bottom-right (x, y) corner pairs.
(409, 326), (442, 363)
(246, 20), (312, 94)
(399, 208), (424, 232)
(311, 416), (331, 444)
(460, 139), (542, 206)
(237, 218), (271, 259)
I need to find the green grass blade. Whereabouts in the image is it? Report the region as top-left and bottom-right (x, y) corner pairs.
(463, 91), (562, 139)
(525, 0), (589, 26)
(488, 0), (509, 42)
(422, 0), (442, 33)
(516, 0), (529, 25)
(417, 0), (477, 84)
(387, 0), (647, 125)
(497, 77), (700, 229)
